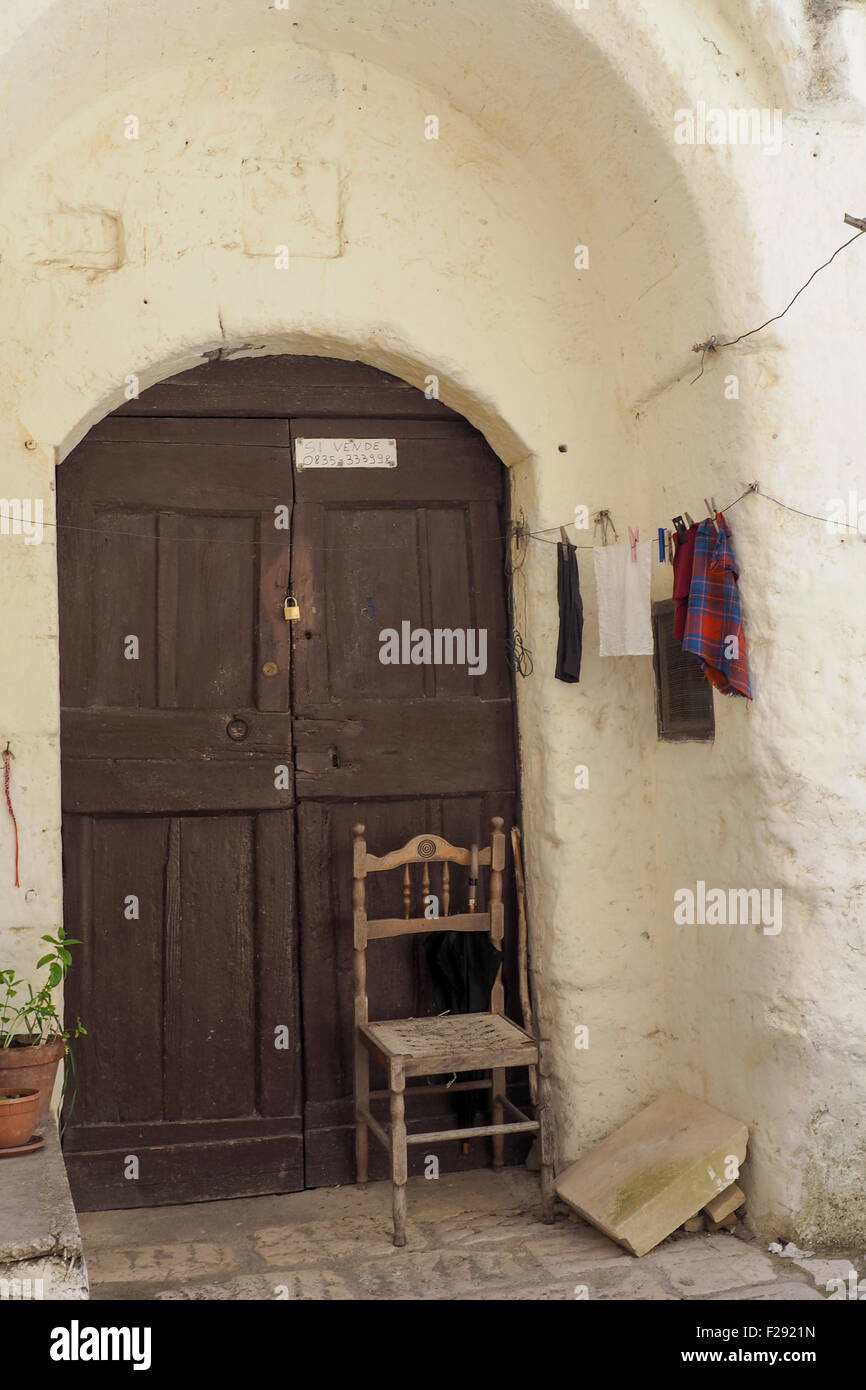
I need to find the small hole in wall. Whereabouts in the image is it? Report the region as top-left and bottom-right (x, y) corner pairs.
(558, 444), (568, 453)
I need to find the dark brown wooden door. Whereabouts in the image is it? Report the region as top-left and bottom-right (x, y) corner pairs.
(58, 358), (520, 1207)
(59, 418), (303, 1208)
(290, 416), (519, 1185)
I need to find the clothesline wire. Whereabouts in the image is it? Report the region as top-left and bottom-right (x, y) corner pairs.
(14, 480), (863, 551)
(531, 481), (866, 546)
(690, 228), (866, 382)
(747, 486), (865, 530)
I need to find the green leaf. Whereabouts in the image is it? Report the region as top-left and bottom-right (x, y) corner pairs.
(36, 954), (54, 969)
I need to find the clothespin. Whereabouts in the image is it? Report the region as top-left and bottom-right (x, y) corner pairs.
(684, 511), (695, 527)
(628, 526), (639, 562)
(559, 525), (570, 546)
(672, 515), (687, 542)
(657, 527), (665, 563)
(704, 497), (719, 534)
(666, 529), (674, 564)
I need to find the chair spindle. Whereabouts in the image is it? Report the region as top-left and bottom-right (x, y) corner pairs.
(402, 863), (411, 920)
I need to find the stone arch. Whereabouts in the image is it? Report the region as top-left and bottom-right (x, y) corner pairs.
(51, 334), (533, 471)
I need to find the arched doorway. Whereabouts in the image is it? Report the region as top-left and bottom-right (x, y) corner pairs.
(58, 354), (523, 1209)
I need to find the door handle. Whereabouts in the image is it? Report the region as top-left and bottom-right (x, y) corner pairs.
(226, 717), (249, 742)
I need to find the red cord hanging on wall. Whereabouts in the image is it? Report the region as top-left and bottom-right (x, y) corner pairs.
(3, 743), (19, 888)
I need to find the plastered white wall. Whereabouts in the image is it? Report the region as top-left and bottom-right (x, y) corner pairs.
(0, 0), (864, 1248)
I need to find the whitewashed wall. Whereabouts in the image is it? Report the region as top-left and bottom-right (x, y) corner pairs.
(0, 0), (863, 1247)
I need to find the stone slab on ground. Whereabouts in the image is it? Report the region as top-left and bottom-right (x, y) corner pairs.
(0, 1123), (88, 1299)
(644, 1239), (777, 1296)
(554, 1091), (749, 1257)
(710, 1281), (826, 1301)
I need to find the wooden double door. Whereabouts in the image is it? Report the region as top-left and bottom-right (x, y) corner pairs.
(59, 357), (518, 1209)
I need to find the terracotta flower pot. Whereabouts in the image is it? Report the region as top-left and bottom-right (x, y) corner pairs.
(0, 1088), (40, 1149)
(0, 1037), (65, 1131)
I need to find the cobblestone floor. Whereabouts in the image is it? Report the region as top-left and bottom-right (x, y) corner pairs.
(79, 1168), (849, 1301)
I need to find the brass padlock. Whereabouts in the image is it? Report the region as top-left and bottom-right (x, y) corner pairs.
(283, 593), (300, 621)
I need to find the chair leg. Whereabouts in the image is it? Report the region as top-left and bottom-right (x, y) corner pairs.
(389, 1061), (408, 1247)
(491, 1067), (506, 1169)
(537, 1041), (555, 1224)
(354, 1038), (370, 1188)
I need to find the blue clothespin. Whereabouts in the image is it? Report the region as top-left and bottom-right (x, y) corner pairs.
(657, 527), (665, 562)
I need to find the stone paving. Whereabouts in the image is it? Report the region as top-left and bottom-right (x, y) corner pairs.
(78, 1168), (851, 1301)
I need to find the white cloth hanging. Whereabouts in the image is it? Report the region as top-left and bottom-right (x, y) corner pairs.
(593, 539), (654, 656)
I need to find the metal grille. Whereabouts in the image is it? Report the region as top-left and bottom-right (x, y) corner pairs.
(652, 599), (715, 741)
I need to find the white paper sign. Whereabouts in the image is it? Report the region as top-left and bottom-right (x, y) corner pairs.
(295, 437), (398, 469)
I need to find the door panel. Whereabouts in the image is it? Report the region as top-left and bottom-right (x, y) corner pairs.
(290, 416), (521, 1185)
(292, 705), (516, 800)
(59, 419), (303, 1209)
(113, 354), (457, 421)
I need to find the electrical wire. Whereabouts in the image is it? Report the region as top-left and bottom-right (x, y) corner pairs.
(2, 747), (20, 889)
(691, 229), (866, 382)
(505, 630), (534, 677)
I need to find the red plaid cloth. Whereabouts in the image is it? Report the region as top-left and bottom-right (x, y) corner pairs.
(672, 522), (698, 641)
(681, 516), (751, 699)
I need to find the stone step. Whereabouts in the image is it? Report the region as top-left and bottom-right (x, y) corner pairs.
(0, 1123), (88, 1300)
(554, 1091), (748, 1257)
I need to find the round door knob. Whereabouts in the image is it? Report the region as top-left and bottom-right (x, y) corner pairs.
(226, 717), (249, 741)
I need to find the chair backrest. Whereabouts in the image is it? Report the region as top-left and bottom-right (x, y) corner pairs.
(352, 818), (507, 1031)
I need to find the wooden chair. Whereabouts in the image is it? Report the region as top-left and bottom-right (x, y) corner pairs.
(353, 816), (555, 1246)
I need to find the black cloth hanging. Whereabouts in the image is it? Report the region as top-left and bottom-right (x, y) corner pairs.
(555, 537), (583, 682)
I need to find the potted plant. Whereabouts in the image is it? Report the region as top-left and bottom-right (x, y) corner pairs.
(0, 1088), (40, 1149)
(0, 926), (86, 1133)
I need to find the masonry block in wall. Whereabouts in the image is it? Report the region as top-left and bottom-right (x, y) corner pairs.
(240, 158), (342, 259)
(21, 211), (122, 271)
